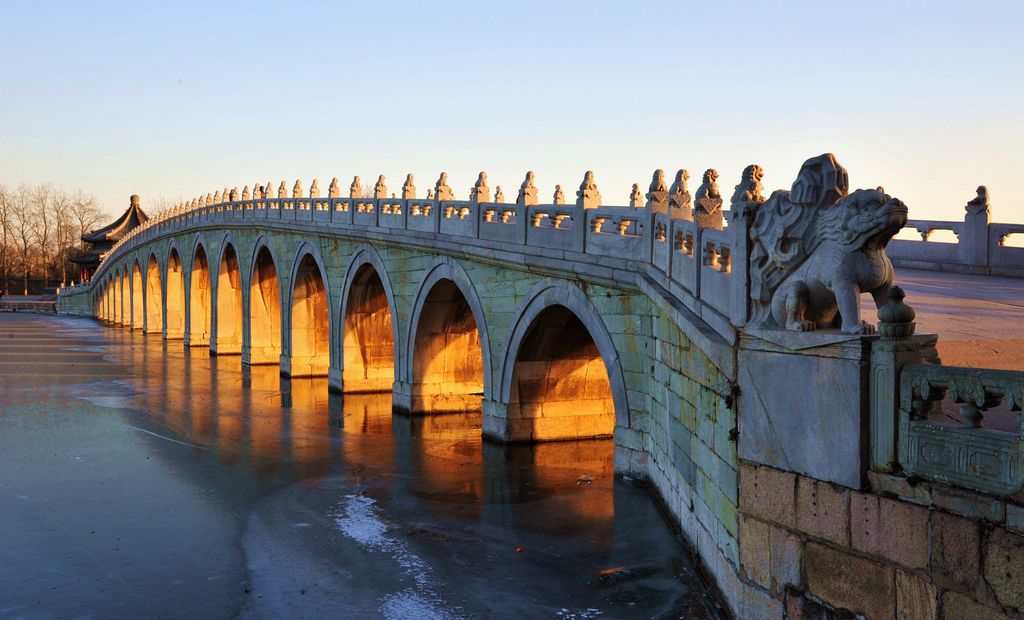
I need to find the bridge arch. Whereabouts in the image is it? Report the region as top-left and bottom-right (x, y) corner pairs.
(338, 244), (398, 393)
(497, 280), (627, 442)
(286, 241), (332, 377)
(187, 239), (212, 346)
(247, 236), (283, 365)
(165, 245), (185, 339)
(131, 258), (144, 329)
(145, 253), (163, 334)
(403, 256), (491, 413)
(213, 234), (243, 355)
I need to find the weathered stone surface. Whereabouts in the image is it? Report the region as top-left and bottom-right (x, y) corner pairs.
(805, 542), (894, 620)
(931, 485), (1005, 522)
(739, 582), (784, 619)
(740, 516), (770, 587)
(896, 570), (937, 620)
(738, 340), (869, 489)
(769, 525), (801, 593)
(851, 493), (929, 569)
(797, 477), (850, 546)
(739, 463), (796, 528)
(1008, 504), (1024, 534)
(941, 591), (1007, 620)
(931, 510), (980, 592)
(984, 527), (1024, 611)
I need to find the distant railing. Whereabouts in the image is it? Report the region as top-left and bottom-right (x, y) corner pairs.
(888, 205), (1024, 278)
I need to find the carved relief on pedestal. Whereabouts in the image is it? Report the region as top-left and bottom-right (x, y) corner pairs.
(576, 171), (601, 209)
(694, 169), (722, 229)
(435, 172), (454, 201)
(402, 174), (416, 200)
(517, 171), (538, 207)
(748, 153), (908, 334)
(646, 169), (668, 213)
(669, 169), (692, 220)
(470, 171), (490, 202)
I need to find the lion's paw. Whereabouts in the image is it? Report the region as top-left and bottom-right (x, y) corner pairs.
(845, 321), (876, 335)
(789, 320), (816, 332)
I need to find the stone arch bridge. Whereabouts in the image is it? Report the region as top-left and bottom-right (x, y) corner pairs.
(58, 165), (1024, 619)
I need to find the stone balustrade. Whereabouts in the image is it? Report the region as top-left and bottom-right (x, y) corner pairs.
(93, 174), (749, 342)
(897, 363), (1024, 496)
(888, 194), (1024, 278)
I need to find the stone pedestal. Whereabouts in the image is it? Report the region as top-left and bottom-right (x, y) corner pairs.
(737, 329), (874, 489)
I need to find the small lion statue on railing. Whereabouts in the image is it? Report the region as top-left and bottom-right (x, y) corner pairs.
(747, 153), (909, 334)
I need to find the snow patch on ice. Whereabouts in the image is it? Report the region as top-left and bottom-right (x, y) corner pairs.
(333, 493), (463, 619)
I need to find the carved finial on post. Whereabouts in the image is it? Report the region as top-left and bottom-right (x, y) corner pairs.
(494, 186), (505, 203)
(730, 164), (766, 222)
(669, 169), (692, 220)
(470, 171), (490, 202)
(517, 171), (538, 207)
(435, 172), (454, 201)
(278, 181), (287, 199)
(264, 182), (272, 198)
(349, 176), (362, 199)
(223, 187), (230, 202)
(229, 187), (239, 202)
(241, 186), (251, 201)
(328, 177), (340, 198)
(630, 183), (644, 208)
(877, 286), (916, 340)
(647, 169), (669, 212)
(694, 169), (723, 229)
(553, 185), (565, 205)
(374, 175), (387, 199)
(213, 190), (222, 204)
(402, 174), (416, 199)
(292, 180), (304, 199)
(309, 179), (320, 199)
(966, 185), (990, 216)
(576, 171), (601, 209)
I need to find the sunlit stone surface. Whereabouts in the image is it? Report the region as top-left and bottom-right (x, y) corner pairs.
(0, 313), (723, 618)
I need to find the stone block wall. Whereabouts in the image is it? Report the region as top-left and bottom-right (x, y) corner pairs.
(57, 287), (93, 316)
(737, 461), (1024, 619)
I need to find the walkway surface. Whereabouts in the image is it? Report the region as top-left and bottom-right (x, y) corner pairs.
(863, 268), (1024, 370)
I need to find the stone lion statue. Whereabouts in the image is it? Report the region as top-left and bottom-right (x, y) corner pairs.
(749, 153), (908, 334)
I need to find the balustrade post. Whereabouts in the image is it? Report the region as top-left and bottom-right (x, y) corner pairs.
(868, 287), (935, 471)
(960, 185), (991, 271)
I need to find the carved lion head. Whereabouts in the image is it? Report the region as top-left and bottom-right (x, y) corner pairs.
(820, 188), (908, 250)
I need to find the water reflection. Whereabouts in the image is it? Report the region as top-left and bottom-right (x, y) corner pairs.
(39, 318), (721, 618)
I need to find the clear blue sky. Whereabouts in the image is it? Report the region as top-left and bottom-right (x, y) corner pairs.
(1, 1), (1021, 223)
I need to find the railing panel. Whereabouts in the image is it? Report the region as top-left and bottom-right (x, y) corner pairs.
(406, 200), (438, 233)
(377, 199), (406, 230)
(651, 213), (670, 274)
(479, 203), (526, 245)
(525, 204), (582, 252)
(670, 219), (698, 293)
(898, 363), (1024, 496)
(700, 227), (734, 316)
(353, 199), (378, 227)
(585, 207), (647, 261)
(438, 201), (478, 238)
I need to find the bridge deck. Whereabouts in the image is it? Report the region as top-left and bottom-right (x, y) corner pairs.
(865, 268), (1024, 370)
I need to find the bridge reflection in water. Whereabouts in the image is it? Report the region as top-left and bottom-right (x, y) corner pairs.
(64, 316), (722, 617)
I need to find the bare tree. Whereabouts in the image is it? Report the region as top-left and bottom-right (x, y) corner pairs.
(30, 184), (54, 288)
(0, 185), (10, 295)
(70, 190), (101, 252)
(10, 185), (34, 295)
